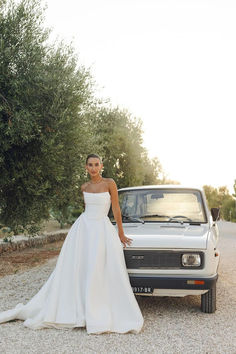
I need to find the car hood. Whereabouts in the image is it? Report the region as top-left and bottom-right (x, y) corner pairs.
(120, 223), (209, 249)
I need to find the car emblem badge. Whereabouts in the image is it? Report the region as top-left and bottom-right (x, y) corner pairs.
(132, 255), (144, 259)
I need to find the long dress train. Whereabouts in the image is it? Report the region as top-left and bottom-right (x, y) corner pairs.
(0, 191), (144, 334)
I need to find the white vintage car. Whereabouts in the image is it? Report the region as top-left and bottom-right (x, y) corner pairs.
(110, 185), (220, 313)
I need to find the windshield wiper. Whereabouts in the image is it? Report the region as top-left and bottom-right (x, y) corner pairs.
(140, 214), (170, 219)
(122, 214), (145, 224)
(168, 216), (193, 223)
(167, 216), (203, 225)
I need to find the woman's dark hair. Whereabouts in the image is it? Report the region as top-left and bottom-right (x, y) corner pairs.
(86, 154), (102, 165)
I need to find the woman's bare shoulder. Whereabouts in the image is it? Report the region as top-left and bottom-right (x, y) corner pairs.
(102, 177), (116, 184)
(104, 178), (117, 190)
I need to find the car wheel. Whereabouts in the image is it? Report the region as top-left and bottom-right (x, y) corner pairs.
(201, 284), (216, 313)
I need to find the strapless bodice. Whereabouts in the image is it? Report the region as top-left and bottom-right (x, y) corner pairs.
(83, 191), (111, 219)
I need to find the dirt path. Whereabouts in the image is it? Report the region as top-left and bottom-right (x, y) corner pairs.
(0, 239), (64, 278)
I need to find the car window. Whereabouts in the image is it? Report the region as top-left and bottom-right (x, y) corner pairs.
(109, 189), (207, 223)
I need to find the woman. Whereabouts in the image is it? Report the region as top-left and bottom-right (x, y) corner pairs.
(82, 153), (132, 248)
(0, 154), (144, 334)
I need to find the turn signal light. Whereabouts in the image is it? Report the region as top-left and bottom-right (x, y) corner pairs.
(187, 280), (205, 285)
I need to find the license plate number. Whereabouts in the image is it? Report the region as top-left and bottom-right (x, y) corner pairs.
(132, 286), (153, 294)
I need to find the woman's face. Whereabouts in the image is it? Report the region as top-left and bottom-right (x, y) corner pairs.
(86, 157), (103, 178)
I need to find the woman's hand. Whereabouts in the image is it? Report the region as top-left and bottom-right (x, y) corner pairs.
(119, 233), (133, 248)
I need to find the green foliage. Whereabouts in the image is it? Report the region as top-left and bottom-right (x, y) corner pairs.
(50, 205), (78, 229)
(0, 225), (14, 242)
(0, 0), (96, 234)
(87, 106), (163, 188)
(203, 185), (236, 222)
(233, 179), (236, 198)
(221, 197), (236, 222)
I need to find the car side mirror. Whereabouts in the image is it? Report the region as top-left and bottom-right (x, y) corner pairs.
(211, 208), (220, 221)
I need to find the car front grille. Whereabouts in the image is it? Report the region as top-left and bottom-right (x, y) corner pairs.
(124, 250), (185, 269)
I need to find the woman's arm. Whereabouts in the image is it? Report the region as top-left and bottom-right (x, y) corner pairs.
(81, 182), (88, 209)
(108, 179), (132, 248)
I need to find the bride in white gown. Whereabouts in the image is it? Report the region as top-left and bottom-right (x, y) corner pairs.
(0, 154), (144, 334)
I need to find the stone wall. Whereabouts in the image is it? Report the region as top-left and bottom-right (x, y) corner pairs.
(0, 230), (69, 255)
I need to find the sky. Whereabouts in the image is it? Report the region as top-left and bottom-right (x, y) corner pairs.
(44, 0), (236, 194)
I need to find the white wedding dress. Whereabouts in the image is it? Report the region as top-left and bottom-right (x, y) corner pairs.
(0, 191), (144, 334)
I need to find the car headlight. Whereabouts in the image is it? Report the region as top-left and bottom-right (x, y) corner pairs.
(182, 254), (201, 267)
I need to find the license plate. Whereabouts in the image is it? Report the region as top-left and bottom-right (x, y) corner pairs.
(132, 286), (153, 294)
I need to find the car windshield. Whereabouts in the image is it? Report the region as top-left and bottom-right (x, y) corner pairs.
(109, 189), (207, 223)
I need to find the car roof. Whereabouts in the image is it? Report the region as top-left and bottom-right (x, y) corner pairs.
(118, 184), (204, 192)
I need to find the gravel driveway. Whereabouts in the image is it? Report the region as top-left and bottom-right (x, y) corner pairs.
(0, 221), (236, 354)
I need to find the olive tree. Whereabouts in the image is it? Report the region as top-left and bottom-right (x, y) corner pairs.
(0, 0), (95, 234)
(87, 105), (163, 188)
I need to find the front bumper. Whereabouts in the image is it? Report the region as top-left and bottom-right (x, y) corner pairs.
(129, 273), (218, 290)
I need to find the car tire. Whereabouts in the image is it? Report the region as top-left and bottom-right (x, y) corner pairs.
(201, 284), (216, 313)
